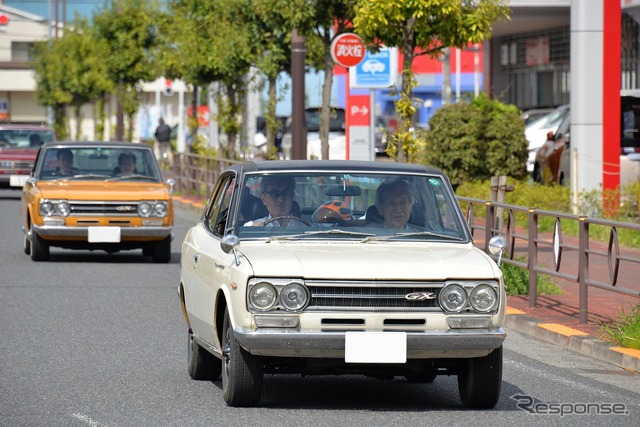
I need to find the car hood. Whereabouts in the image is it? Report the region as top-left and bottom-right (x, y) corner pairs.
(0, 147), (38, 161)
(239, 241), (499, 280)
(35, 181), (170, 200)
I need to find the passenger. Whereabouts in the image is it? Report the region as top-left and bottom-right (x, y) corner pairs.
(374, 179), (419, 230)
(115, 151), (137, 176)
(55, 149), (79, 176)
(245, 176), (299, 226)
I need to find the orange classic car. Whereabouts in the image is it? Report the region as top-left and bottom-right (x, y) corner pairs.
(21, 141), (174, 262)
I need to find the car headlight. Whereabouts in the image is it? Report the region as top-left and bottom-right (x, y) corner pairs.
(153, 202), (168, 217)
(137, 202), (152, 217)
(39, 199), (70, 217)
(438, 284), (467, 312)
(469, 284), (498, 312)
(280, 282), (309, 311)
(249, 282), (277, 311)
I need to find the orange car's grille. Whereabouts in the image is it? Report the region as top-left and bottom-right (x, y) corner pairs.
(69, 201), (139, 216)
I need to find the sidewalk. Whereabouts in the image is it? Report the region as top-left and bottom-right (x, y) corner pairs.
(172, 194), (640, 372)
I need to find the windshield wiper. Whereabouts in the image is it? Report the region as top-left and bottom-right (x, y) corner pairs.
(106, 174), (158, 182)
(362, 231), (464, 243)
(59, 173), (111, 180)
(266, 229), (375, 242)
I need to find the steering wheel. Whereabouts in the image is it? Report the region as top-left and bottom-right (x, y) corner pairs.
(263, 215), (311, 227)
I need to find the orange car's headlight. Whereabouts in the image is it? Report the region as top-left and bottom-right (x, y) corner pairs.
(137, 201), (168, 218)
(39, 199), (70, 217)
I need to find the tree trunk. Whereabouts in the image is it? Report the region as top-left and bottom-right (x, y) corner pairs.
(75, 105), (81, 140)
(398, 19), (417, 163)
(267, 76), (277, 159)
(116, 82), (124, 141)
(321, 32), (334, 160)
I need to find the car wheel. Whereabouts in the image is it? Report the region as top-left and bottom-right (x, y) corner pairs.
(23, 232), (31, 255)
(457, 346), (502, 409)
(30, 231), (50, 262)
(152, 237), (171, 263)
(221, 307), (263, 407)
(187, 329), (222, 380)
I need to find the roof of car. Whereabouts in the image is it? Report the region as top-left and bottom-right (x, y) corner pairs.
(40, 141), (152, 149)
(229, 160), (446, 176)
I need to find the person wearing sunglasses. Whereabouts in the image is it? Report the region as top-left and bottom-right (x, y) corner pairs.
(245, 175), (299, 226)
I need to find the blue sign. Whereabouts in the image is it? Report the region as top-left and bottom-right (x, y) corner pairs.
(350, 48), (397, 89)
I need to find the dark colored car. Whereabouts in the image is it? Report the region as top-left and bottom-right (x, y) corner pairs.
(0, 125), (56, 189)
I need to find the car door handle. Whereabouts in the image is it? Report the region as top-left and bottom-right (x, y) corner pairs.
(214, 263), (225, 270)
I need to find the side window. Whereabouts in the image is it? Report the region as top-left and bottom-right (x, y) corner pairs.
(205, 175), (236, 237)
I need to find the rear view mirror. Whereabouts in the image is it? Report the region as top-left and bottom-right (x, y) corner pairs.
(325, 185), (362, 197)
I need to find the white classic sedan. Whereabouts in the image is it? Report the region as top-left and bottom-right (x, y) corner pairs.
(179, 160), (507, 408)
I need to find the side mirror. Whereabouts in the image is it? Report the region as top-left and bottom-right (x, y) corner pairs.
(488, 235), (507, 266)
(221, 234), (241, 266)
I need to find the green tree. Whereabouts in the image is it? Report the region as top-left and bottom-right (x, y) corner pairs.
(422, 95), (528, 188)
(167, 0), (255, 158)
(32, 17), (113, 140)
(93, 0), (162, 141)
(353, 0), (509, 162)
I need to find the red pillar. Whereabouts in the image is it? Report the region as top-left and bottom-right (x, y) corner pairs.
(602, 0), (621, 197)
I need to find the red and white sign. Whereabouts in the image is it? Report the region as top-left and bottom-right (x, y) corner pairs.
(0, 14), (9, 32)
(330, 33), (366, 68)
(348, 95), (370, 126)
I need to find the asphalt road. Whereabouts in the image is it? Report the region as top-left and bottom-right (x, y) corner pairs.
(1, 189), (638, 427)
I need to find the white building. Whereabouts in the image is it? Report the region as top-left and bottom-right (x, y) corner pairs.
(0, 3), (193, 144)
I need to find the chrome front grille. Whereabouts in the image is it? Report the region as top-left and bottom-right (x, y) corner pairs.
(306, 280), (443, 311)
(69, 201), (139, 216)
(0, 161), (32, 169)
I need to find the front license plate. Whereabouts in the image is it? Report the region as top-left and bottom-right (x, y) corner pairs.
(9, 175), (29, 187)
(88, 226), (121, 243)
(345, 332), (407, 364)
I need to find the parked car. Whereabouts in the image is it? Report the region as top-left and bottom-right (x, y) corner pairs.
(280, 107), (346, 159)
(21, 141), (174, 262)
(179, 160), (507, 408)
(0, 125), (56, 189)
(533, 111), (571, 185)
(521, 107), (555, 125)
(525, 105), (569, 174)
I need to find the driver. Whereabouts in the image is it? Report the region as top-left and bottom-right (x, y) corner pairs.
(245, 175), (299, 227)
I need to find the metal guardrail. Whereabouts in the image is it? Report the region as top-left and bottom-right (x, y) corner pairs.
(167, 153), (640, 324)
(457, 196), (640, 323)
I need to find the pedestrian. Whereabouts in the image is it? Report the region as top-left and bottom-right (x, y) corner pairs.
(154, 118), (172, 164)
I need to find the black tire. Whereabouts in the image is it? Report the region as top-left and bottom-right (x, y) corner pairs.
(221, 307), (263, 407)
(458, 346), (503, 409)
(152, 237), (171, 263)
(142, 246), (153, 257)
(187, 330), (222, 380)
(23, 232), (31, 255)
(30, 231), (50, 261)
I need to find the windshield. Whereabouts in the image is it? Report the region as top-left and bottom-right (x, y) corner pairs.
(0, 129), (55, 148)
(235, 172), (469, 242)
(36, 146), (162, 182)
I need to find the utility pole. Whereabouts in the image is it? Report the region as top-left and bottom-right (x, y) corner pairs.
(291, 28), (307, 160)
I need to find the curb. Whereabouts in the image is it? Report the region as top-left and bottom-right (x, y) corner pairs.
(506, 308), (640, 373)
(172, 197), (640, 373)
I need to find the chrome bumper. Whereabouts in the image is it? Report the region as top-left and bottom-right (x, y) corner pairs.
(233, 327), (506, 359)
(32, 224), (173, 239)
